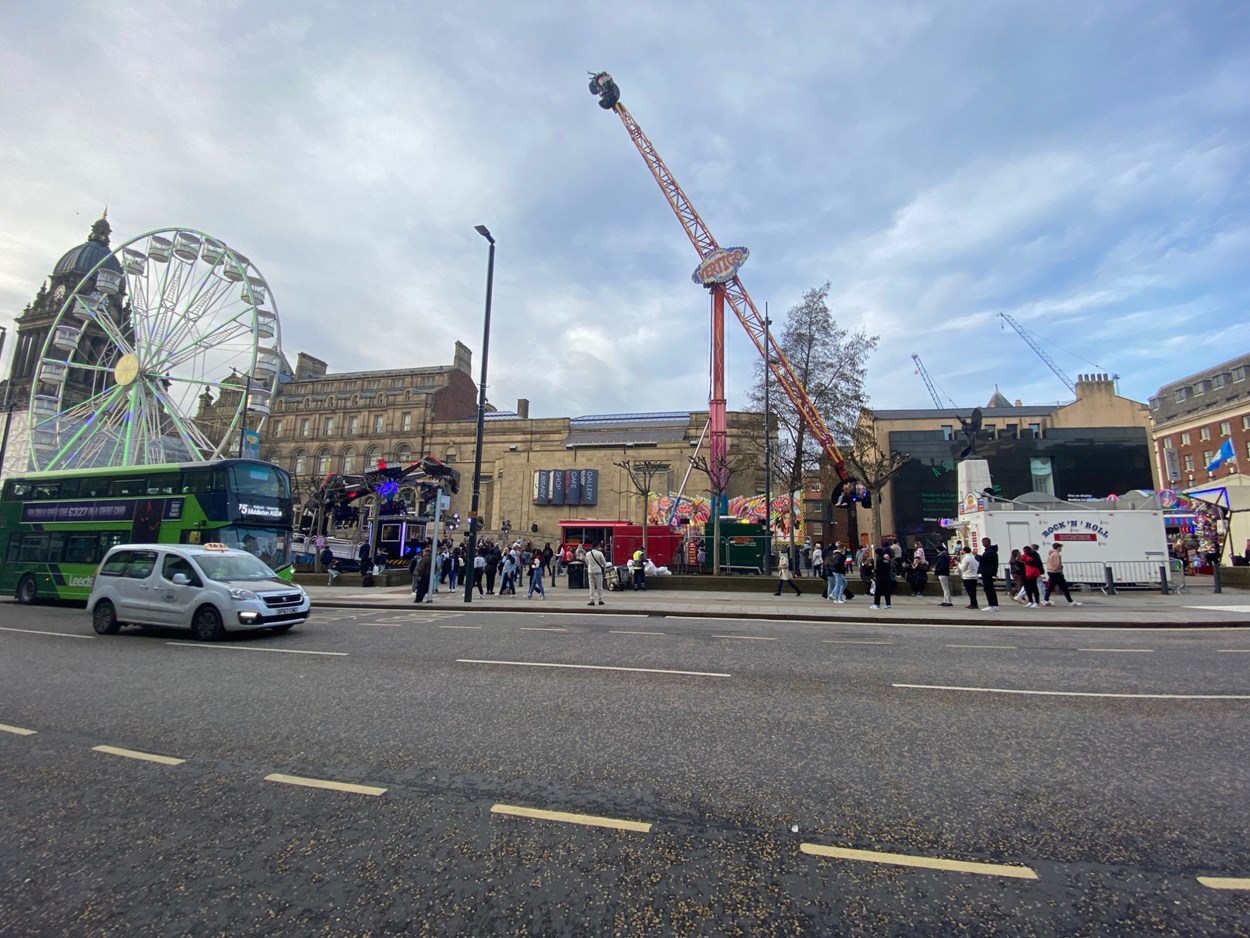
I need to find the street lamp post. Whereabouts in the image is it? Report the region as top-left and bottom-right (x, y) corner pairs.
(763, 309), (772, 576)
(464, 225), (495, 604)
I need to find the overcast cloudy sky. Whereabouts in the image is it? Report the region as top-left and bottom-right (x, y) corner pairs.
(2, 1), (1247, 421)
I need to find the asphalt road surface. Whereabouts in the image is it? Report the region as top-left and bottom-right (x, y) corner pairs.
(1, 601), (1248, 936)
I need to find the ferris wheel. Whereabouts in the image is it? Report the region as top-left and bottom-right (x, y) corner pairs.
(29, 228), (281, 470)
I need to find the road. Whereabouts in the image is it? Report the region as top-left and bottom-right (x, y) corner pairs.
(1, 601), (1248, 936)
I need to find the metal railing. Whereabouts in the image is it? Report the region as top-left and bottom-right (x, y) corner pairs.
(1062, 557), (1171, 594)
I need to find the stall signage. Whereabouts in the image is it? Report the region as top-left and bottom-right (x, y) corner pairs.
(692, 246), (749, 285)
(1041, 520), (1111, 541)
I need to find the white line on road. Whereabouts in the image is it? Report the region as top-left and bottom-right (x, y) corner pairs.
(894, 683), (1250, 700)
(92, 745), (185, 766)
(823, 639), (895, 645)
(165, 643), (347, 656)
(0, 626), (93, 639)
(712, 635), (776, 641)
(1217, 649), (1250, 653)
(609, 630), (665, 636)
(457, 658), (729, 678)
(521, 627), (568, 632)
(265, 773), (387, 796)
(0, 723), (37, 736)
(1077, 648), (1154, 653)
(439, 625), (483, 630)
(491, 803), (651, 833)
(946, 644), (1017, 649)
(1197, 876), (1250, 891)
(800, 843), (1037, 879)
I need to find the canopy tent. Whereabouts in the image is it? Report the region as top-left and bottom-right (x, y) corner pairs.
(1183, 475), (1250, 564)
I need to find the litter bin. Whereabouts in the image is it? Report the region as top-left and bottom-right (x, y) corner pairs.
(567, 561), (587, 589)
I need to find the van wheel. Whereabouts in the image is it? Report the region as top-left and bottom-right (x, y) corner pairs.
(92, 600), (121, 635)
(15, 575), (37, 605)
(191, 606), (225, 642)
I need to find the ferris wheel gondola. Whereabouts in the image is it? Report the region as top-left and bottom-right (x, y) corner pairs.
(28, 228), (281, 470)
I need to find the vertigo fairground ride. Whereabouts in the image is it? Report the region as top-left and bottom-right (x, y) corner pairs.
(28, 228), (282, 470)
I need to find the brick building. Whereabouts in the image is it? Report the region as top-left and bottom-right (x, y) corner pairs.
(1149, 353), (1250, 489)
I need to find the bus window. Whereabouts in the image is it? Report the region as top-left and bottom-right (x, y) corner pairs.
(147, 475), (178, 495)
(82, 477), (109, 498)
(20, 535), (50, 563)
(109, 478), (146, 497)
(32, 483), (60, 499)
(182, 469), (226, 494)
(65, 535), (99, 565)
(5, 480), (32, 499)
(59, 477), (81, 498)
(230, 463), (288, 499)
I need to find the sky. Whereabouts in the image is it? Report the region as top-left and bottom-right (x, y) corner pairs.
(1, 1), (1247, 423)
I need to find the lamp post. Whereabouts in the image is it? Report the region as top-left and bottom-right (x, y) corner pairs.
(464, 224), (495, 604)
(763, 309), (772, 575)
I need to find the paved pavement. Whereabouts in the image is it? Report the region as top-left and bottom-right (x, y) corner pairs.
(307, 577), (1250, 628)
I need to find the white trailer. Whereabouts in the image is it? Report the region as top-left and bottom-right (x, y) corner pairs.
(949, 460), (1171, 590)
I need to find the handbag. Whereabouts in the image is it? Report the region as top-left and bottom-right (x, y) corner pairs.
(868, 580), (875, 595)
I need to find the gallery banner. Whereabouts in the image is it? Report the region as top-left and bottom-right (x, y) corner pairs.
(533, 468), (598, 506)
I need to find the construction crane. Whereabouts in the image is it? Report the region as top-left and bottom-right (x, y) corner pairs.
(911, 353), (956, 409)
(587, 71), (856, 507)
(997, 312), (1076, 393)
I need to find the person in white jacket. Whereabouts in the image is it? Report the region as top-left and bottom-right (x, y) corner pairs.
(958, 547), (981, 609)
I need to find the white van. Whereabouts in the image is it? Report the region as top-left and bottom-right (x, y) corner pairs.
(87, 543), (310, 641)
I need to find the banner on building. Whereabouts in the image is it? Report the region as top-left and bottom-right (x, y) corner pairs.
(532, 468), (598, 506)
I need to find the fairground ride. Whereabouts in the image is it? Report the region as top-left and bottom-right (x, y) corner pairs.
(587, 72), (859, 510)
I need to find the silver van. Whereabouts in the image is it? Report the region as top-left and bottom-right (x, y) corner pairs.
(87, 543), (310, 641)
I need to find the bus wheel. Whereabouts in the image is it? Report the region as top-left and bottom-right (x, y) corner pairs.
(15, 575), (37, 605)
(191, 606), (224, 642)
(92, 600), (121, 635)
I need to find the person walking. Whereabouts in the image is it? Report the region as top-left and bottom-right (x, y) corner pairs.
(585, 541), (609, 606)
(871, 548), (894, 609)
(933, 545), (952, 606)
(1044, 543), (1082, 606)
(472, 549), (486, 596)
(826, 542), (847, 603)
(811, 542), (824, 581)
(773, 552), (802, 596)
(1009, 549), (1027, 603)
(411, 549), (432, 604)
(978, 538), (1000, 611)
(958, 546), (980, 609)
(527, 554), (546, 599)
(1021, 545), (1044, 607)
(500, 550), (518, 596)
(484, 547), (500, 594)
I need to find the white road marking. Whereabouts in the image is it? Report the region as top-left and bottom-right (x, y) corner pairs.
(521, 627), (568, 632)
(1077, 648), (1154, 653)
(92, 745), (185, 766)
(1185, 605), (1250, 613)
(265, 773), (386, 796)
(439, 625), (482, 630)
(1217, 649), (1250, 653)
(1197, 876), (1250, 891)
(0, 626), (93, 640)
(801, 843), (1037, 879)
(823, 639), (895, 645)
(0, 723), (37, 736)
(165, 643), (347, 656)
(711, 635), (776, 641)
(894, 683), (1250, 700)
(609, 630), (665, 636)
(458, 658), (729, 678)
(491, 803), (651, 833)
(946, 644), (1017, 649)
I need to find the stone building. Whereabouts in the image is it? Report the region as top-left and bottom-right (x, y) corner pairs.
(1149, 353), (1250, 489)
(856, 374), (1157, 547)
(255, 346), (767, 545)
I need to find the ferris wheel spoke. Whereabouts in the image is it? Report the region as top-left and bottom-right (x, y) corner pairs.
(86, 304), (137, 358)
(39, 384), (128, 470)
(157, 318), (254, 374)
(147, 378), (216, 458)
(145, 262), (218, 359)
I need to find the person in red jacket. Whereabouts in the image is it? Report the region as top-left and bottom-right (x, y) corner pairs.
(1021, 545), (1044, 608)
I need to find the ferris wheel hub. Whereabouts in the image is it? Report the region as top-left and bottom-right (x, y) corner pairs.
(113, 353), (140, 386)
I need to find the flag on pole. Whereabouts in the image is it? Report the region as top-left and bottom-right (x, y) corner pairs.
(1207, 438), (1236, 472)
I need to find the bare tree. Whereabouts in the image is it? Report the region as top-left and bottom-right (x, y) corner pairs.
(745, 283), (879, 499)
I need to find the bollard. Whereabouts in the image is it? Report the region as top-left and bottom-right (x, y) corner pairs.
(1103, 565), (1117, 596)
(1213, 562), (1222, 595)
(1159, 564), (1169, 594)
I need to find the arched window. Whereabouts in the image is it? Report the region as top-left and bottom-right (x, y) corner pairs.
(395, 444), (412, 464)
(363, 445), (382, 470)
(342, 447), (356, 474)
(292, 450), (307, 475)
(316, 448), (332, 475)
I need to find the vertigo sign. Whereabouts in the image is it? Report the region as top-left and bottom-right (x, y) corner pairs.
(692, 246), (749, 286)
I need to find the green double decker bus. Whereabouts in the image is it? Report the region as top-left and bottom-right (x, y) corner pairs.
(0, 458), (296, 604)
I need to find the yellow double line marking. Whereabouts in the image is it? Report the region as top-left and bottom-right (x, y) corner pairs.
(801, 843), (1038, 879)
(492, 803), (651, 833)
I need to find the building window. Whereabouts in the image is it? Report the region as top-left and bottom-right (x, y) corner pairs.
(1243, 416), (1250, 431)
(1149, 398), (1160, 410)
(364, 445), (381, 468)
(1246, 441), (1250, 460)
(396, 444), (411, 463)
(1194, 381), (1205, 396)
(1200, 427), (1211, 441)
(1180, 431), (1191, 446)
(272, 419), (283, 437)
(1213, 375), (1227, 389)
(1162, 437), (1173, 450)
(323, 416), (335, 435)
(401, 412), (412, 432)
(373, 414), (384, 433)
(316, 449), (332, 474)
(1220, 421), (1231, 436)
(1028, 423), (1041, 437)
(940, 425), (953, 441)
(348, 415), (359, 434)
(1183, 454), (1194, 472)
(342, 448), (356, 473)
(1176, 388), (1189, 402)
(1203, 450), (1213, 467)
(1235, 367), (1247, 382)
(293, 451), (307, 475)
(300, 418), (310, 437)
